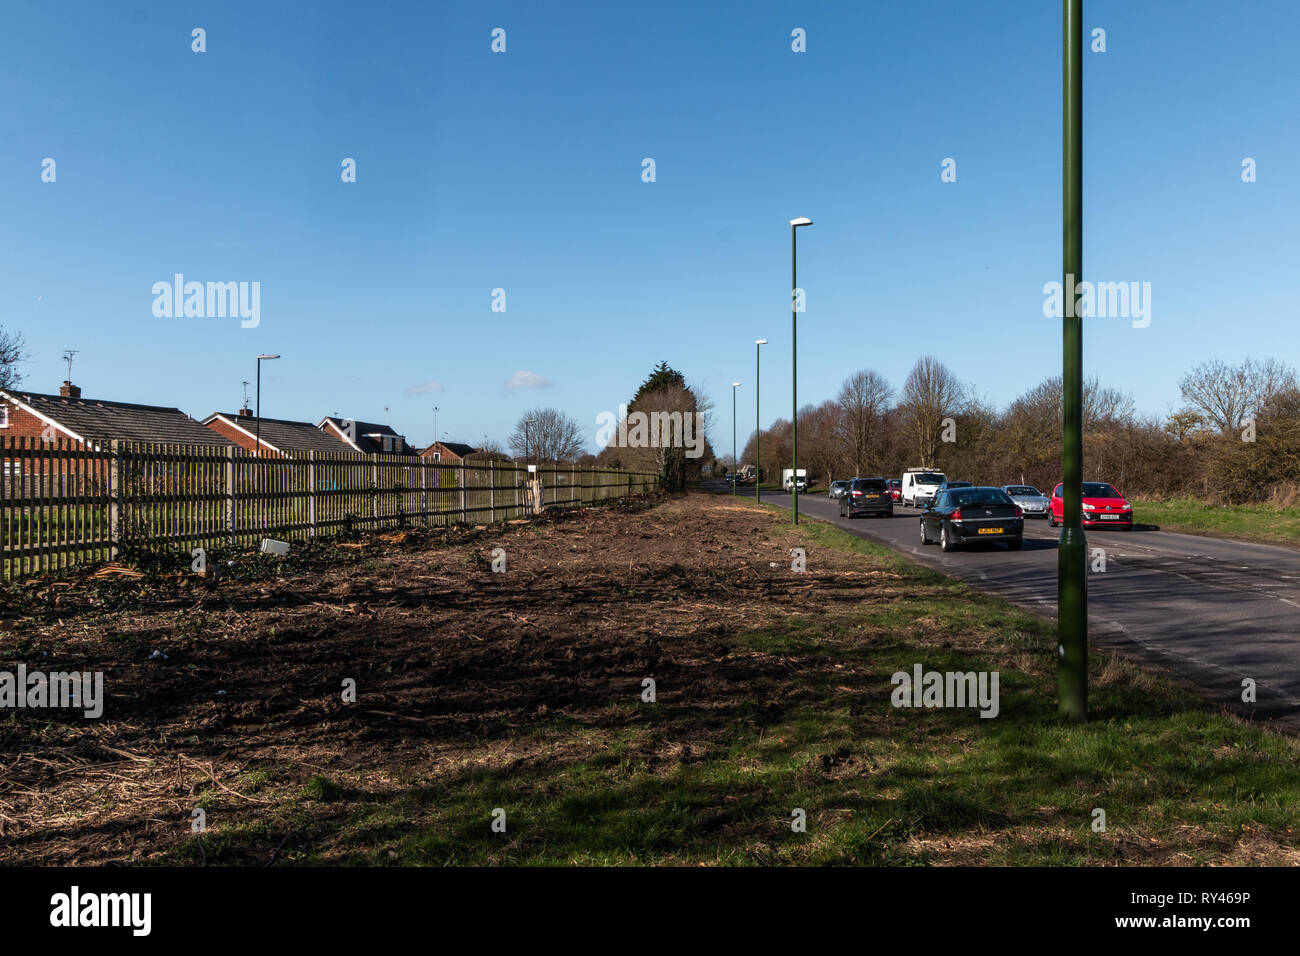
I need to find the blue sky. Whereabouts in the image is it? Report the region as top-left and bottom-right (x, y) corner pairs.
(3, 0), (1297, 452)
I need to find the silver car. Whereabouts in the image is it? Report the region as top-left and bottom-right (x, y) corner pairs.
(1003, 484), (1050, 517)
(830, 480), (850, 500)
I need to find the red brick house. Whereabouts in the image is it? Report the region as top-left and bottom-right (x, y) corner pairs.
(1, 382), (232, 450)
(419, 440), (478, 462)
(203, 410), (349, 458)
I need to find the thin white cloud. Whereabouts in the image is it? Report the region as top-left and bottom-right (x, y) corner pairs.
(404, 380), (446, 395)
(504, 370), (553, 390)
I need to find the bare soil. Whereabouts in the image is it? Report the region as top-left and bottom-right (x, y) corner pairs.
(0, 494), (898, 864)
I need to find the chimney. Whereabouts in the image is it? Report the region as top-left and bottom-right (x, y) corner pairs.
(60, 381), (81, 399)
(238, 407), (253, 418)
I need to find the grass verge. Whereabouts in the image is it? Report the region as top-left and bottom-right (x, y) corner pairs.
(1133, 496), (1300, 548)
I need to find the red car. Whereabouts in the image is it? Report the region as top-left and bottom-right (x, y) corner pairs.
(1047, 481), (1132, 529)
(887, 479), (902, 502)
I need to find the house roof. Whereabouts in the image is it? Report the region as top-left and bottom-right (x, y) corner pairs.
(2, 389), (232, 447)
(205, 413), (352, 456)
(429, 441), (477, 458)
(318, 417), (416, 455)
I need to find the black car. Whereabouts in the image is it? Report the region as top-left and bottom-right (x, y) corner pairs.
(920, 486), (1023, 551)
(840, 477), (893, 518)
(934, 480), (973, 495)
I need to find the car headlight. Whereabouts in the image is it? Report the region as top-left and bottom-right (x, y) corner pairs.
(1082, 503), (1096, 511)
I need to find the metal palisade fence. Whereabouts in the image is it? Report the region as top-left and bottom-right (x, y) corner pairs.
(0, 437), (659, 580)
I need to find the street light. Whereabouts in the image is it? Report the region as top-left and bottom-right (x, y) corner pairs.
(254, 354), (280, 460)
(790, 217), (813, 524)
(755, 339), (767, 502)
(731, 382), (741, 495)
(432, 406), (439, 452)
(1059, 0), (1088, 720)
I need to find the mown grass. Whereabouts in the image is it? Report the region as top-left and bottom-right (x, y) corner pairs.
(175, 500), (1300, 866)
(1133, 495), (1300, 548)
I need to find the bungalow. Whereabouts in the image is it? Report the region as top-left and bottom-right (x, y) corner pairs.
(318, 416), (417, 456)
(203, 409), (350, 458)
(1, 381), (232, 449)
(419, 440), (478, 463)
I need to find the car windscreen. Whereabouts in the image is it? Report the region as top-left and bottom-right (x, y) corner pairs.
(854, 479), (886, 491)
(953, 489), (1013, 507)
(915, 473), (944, 484)
(1082, 483), (1121, 498)
(1006, 486), (1041, 496)
(947, 482), (972, 487)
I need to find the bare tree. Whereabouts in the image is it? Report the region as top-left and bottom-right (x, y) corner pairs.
(1164, 408), (1205, 441)
(0, 326), (26, 390)
(799, 399), (848, 486)
(900, 357), (965, 467)
(509, 408), (585, 463)
(1179, 357), (1297, 434)
(744, 417), (791, 486)
(1006, 375), (1135, 431)
(835, 369), (892, 476)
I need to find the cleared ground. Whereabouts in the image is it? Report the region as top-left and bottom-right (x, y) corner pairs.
(1, 493), (1297, 865)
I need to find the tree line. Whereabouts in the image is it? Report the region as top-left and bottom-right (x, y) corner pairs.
(737, 356), (1300, 505)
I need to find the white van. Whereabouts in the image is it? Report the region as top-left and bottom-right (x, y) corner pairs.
(782, 468), (807, 493)
(901, 469), (946, 508)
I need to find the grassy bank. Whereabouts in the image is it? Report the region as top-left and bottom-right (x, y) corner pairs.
(1134, 496), (1300, 548)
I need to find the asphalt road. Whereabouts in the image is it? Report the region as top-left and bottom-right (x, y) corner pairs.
(715, 481), (1300, 729)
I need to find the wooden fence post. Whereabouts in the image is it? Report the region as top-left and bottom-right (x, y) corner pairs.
(371, 455), (379, 528)
(489, 460), (495, 523)
(459, 461), (466, 525)
(420, 458), (428, 527)
(307, 450), (317, 538)
(224, 445), (235, 546)
(108, 440), (121, 560)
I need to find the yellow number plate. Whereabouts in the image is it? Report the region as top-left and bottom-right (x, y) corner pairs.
(977, 527), (1003, 535)
(865, 494), (879, 498)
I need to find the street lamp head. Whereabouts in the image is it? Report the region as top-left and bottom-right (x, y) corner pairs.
(257, 354), (280, 360)
(756, 338), (768, 345)
(732, 382), (741, 388)
(789, 217), (813, 227)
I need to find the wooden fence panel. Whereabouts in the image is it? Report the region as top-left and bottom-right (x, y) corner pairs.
(1, 437), (657, 580)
